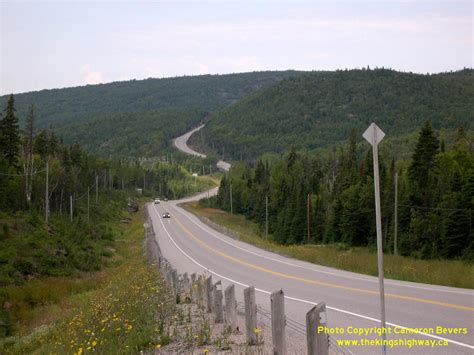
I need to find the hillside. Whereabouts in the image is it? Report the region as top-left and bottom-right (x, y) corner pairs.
(56, 108), (207, 157)
(198, 68), (473, 160)
(0, 71), (303, 129)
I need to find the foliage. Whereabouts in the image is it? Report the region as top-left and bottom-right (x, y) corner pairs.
(0, 96), (216, 288)
(1, 71), (303, 130)
(201, 68), (473, 160)
(0, 206), (176, 353)
(184, 201), (474, 288)
(208, 124), (473, 261)
(56, 108), (208, 158)
(0, 95), (21, 167)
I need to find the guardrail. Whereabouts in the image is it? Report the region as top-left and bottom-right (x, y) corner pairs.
(194, 214), (240, 240)
(144, 209), (352, 354)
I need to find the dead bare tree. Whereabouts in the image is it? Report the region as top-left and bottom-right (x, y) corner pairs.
(22, 105), (35, 207)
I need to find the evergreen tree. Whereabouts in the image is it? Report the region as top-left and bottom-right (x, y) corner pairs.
(409, 121), (439, 190)
(442, 172), (471, 258)
(0, 95), (21, 167)
(408, 121), (440, 210)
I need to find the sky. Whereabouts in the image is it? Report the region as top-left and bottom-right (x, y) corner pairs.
(0, 0), (472, 95)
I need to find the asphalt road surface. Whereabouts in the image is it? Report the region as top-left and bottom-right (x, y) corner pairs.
(161, 127), (473, 354)
(173, 125), (230, 172)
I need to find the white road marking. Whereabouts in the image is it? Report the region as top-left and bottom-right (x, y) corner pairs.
(151, 204), (474, 350)
(171, 202), (473, 296)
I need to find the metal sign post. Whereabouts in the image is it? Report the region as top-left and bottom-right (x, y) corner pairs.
(363, 122), (387, 354)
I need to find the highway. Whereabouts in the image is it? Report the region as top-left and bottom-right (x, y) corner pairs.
(173, 125), (231, 172)
(154, 127), (474, 354)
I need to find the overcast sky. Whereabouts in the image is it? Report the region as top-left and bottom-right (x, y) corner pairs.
(1, 0), (472, 95)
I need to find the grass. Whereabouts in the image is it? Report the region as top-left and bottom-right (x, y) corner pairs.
(182, 202), (474, 289)
(0, 201), (177, 354)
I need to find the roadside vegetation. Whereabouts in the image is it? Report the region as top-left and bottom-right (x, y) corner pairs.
(200, 68), (473, 160)
(0, 200), (177, 354)
(0, 94), (218, 350)
(202, 123), (473, 263)
(182, 201), (474, 289)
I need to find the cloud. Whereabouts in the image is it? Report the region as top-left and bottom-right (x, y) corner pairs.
(81, 64), (104, 85)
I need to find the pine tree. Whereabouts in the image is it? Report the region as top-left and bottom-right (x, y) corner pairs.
(408, 121), (439, 206)
(0, 95), (21, 167)
(409, 121), (439, 187)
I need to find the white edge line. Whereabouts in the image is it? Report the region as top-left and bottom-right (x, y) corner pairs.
(172, 201), (474, 296)
(150, 204), (474, 350)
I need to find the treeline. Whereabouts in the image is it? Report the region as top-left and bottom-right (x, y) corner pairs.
(0, 95), (215, 212)
(208, 123), (473, 260)
(1, 71), (303, 129)
(202, 68), (473, 160)
(56, 108), (208, 158)
(0, 95), (212, 287)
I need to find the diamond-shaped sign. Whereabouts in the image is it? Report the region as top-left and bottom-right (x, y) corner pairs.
(363, 123), (385, 146)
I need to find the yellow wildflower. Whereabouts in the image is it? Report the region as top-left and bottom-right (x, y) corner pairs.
(156, 344), (161, 349)
(254, 327), (262, 334)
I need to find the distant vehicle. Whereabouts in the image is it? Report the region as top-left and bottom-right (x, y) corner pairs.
(154, 198), (160, 204)
(162, 212), (171, 218)
(164, 198), (168, 202)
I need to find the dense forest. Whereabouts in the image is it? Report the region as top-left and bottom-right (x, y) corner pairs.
(0, 95), (213, 288)
(0, 71), (303, 129)
(56, 108), (208, 157)
(197, 68), (473, 161)
(206, 123), (473, 260)
(0, 71), (303, 160)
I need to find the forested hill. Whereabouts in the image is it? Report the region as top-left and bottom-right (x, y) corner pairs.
(200, 68), (473, 160)
(0, 71), (303, 129)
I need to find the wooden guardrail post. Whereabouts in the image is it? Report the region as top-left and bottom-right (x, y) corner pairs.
(306, 302), (328, 355)
(205, 275), (213, 313)
(213, 281), (224, 323)
(172, 269), (178, 297)
(197, 275), (205, 309)
(182, 272), (189, 292)
(244, 286), (257, 345)
(190, 273), (197, 303)
(271, 289), (286, 354)
(224, 284), (237, 331)
(165, 264), (172, 286)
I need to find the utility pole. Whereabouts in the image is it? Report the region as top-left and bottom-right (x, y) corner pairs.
(70, 195), (73, 222)
(95, 174), (98, 204)
(143, 172), (146, 191)
(265, 195), (269, 238)
(87, 186), (90, 223)
(45, 160), (49, 223)
(307, 193), (311, 243)
(230, 182), (233, 215)
(394, 172), (398, 256)
(363, 122), (387, 355)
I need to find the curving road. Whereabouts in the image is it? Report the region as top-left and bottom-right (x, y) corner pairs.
(160, 127), (474, 354)
(173, 125), (231, 172)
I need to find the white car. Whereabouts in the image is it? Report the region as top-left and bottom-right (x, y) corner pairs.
(154, 198), (160, 204)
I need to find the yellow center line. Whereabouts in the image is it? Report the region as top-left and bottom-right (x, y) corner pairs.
(171, 212), (474, 312)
